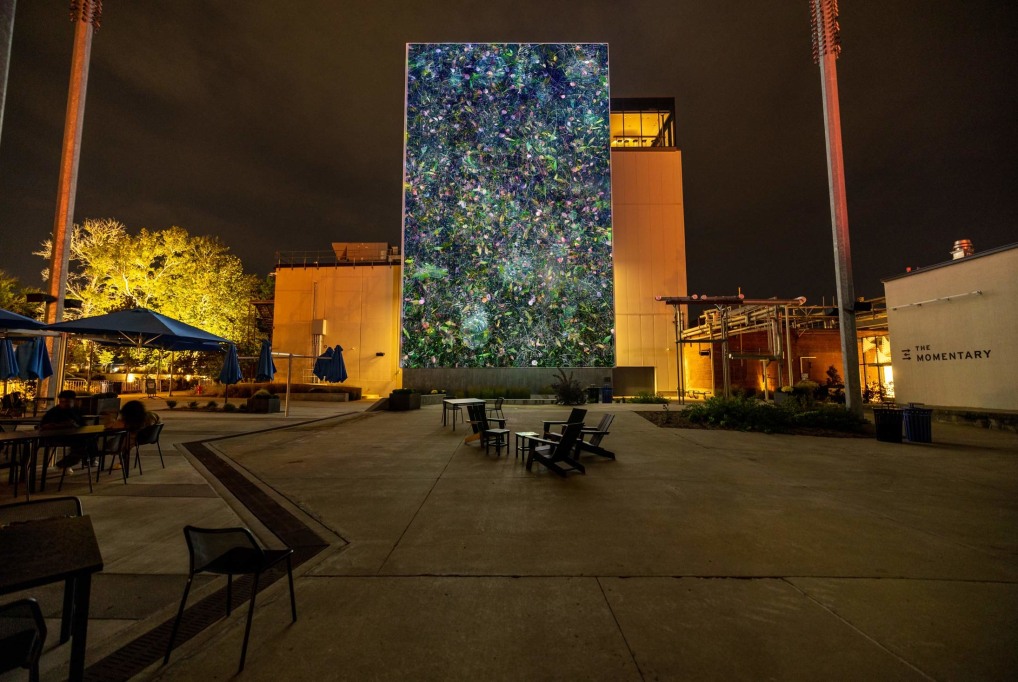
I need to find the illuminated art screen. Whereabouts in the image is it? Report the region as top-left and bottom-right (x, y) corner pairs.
(402, 43), (613, 368)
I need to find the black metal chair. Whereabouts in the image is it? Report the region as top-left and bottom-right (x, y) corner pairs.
(486, 396), (505, 421)
(164, 526), (297, 673)
(96, 430), (129, 484)
(0, 598), (47, 682)
(132, 422), (165, 472)
(0, 496), (82, 524)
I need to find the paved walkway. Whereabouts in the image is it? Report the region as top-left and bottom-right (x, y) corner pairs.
(4, 400), (1017, 680)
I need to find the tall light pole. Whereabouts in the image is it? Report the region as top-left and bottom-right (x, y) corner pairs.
(810, 0), (862, 416)
(0, 0), (15, 149)
(45, 0), (102, 399)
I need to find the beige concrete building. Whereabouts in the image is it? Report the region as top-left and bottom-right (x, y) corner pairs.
(883, 241), (1018, 411)
(271, 245), (402, 398)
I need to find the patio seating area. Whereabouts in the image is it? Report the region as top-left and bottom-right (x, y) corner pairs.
(1, 398), (1016, 680)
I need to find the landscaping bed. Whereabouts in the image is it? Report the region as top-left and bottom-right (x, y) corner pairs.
(637, 395), (873, 438)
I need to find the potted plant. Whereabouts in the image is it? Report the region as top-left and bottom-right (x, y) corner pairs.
(388, 388), (421, 411)
(247, 389), (281, 413)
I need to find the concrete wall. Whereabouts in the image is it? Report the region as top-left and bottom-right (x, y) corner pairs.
(611, 149), (687, 395)
(884, 245), (1018, 410)
(272, 265), (401, 398)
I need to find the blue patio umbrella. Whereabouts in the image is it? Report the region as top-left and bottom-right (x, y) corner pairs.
(0, 338), (18, 380)
(312, 347), (333, 381)
(46, 307), (229, 350)
(325, 344), (348, 383)
(16, 337), (53, 381)
(218, 343), (242, 405)
(0, 307), (43, 330)
(255, 339), (276, 382)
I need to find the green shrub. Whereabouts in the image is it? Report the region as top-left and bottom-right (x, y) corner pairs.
(685, 395), (787, 433)
(789, 404), (866, 432)
(550, 369), (586, 405)
(206, 400), (218, 410)
(166, 400), (177, 409)
(685, 395), (865, 434)
(187, 401), (199, 409)
(629, 391), (669, 404)
(223, 402), (238, 412)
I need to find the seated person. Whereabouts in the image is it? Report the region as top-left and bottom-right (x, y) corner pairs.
(103, 400), (160, 470)
(40, 389), (87, 469)
(108, 399), (160, 442)
(1, 390), (25, 416)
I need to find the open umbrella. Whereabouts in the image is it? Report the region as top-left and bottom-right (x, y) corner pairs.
(312, 347), (333, 381)
(1, 338), (18, 380)
(218, 343), (242, 405)
(47, 307), (228, 350)
(16, 337), (53, 381)
(0, 308), (43, 330)
(325, 344), (348, 383)
(255, 339), (276, 382)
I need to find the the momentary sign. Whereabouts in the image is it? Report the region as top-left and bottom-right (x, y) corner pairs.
(401, 43), (614, 368)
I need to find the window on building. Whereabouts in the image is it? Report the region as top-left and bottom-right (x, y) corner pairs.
(610, 98), (676, 148)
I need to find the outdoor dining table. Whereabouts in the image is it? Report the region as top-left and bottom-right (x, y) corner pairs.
(0, 514), (104, 682)
(0, 424), (107, 497)
(441, 398), (486, 431)
(0, 415), (43, 430)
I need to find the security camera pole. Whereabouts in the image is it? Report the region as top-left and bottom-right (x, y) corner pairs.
(810, 0), (862, 415)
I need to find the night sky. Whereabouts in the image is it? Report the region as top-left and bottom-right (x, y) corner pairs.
(1, 1), (1015, 304)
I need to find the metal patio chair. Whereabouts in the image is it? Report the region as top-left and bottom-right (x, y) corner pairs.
(0, 598), (47, 682)
(164, 526), (297, 673)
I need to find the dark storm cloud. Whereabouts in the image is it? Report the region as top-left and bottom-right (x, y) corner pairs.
(1, 1), (1015, 303)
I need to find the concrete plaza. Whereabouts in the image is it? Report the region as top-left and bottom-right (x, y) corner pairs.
(7, 399), (1018, 681)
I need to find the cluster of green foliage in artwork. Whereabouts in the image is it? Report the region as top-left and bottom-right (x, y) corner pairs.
(402, 44), (614, 368)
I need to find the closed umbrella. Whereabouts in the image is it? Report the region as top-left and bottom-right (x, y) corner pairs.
(326, 344), (348, 383)
(255, 340), (276, 382)
(312, 347), (333, 381)
(218, 343), (242, 405)
(0, 338), (18, 380)
(16, 338), (53, 381)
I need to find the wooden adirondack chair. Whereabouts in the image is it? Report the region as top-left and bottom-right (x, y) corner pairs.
(542, 407), (587, 437)
(575, 413), (615, 460)
(466, 403), (510, 455)
(525, 422), (586, 477)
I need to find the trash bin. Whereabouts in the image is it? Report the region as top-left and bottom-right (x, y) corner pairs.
(872, 407), (903, 443)
(108, 381), (122, 396)
(586, 386), (600, 403)
(601, 385), (613, 403)
(902, 403), (933, 443)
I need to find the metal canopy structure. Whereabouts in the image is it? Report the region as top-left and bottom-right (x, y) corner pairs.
(656, 294), (808, 402)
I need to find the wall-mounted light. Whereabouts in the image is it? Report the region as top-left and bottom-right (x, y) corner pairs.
(375, 352), (385, 357)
